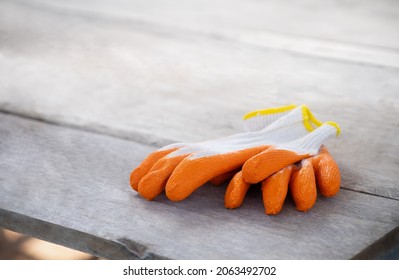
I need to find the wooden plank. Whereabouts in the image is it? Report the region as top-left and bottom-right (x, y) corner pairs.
(5, 0), (399, 67)
(1, 113), (398, 259)
(1, 0), (399, 200)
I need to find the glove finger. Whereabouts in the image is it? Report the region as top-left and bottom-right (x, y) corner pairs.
(242, 146), (309, 184)
(261, 165), (292, 215)
(224, 171), (251, 209)
(289, 159), (317, 212)
(130, 148), (178, 191)
(138, 154), (189, 200)
(312, 147), (341, 197)
(209, 169), (239, 186)
(166, 146), (268, 201)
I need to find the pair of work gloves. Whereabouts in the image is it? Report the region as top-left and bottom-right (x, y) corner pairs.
(130, 105), (341, 214)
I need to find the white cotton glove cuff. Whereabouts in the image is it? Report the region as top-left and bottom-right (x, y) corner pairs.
(166, 105), (326, 159)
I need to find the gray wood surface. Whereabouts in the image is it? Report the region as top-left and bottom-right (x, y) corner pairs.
(0, 0), (399, 259)
(1, 0), (399, 200)
(1, 113), (398, 259)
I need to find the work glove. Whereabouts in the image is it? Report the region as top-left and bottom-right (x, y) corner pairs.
(130, 105), (320, 201)
(224, 123), (341, 214)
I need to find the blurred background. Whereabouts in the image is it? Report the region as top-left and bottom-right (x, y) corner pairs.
(0, 228), (96, 260)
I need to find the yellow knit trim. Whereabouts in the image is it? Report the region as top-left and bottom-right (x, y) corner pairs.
(325, 121), (341, 136)
(301, 105), (323, 132)
(243, 104), (339, 135)
(243, 104), (298, 120)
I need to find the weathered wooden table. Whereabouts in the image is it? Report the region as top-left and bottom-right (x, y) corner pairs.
(1, 0), (398, 259)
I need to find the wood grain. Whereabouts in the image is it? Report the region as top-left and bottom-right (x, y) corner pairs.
(1, 113), (398, 259)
